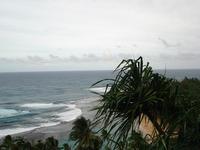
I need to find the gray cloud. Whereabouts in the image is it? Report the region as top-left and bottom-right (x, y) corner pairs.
(0, 53), (140, 65)
(0, 0), (200, 71)
(159, 52), (200, 61)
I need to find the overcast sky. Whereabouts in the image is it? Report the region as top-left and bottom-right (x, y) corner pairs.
(0, 0), (200, 72)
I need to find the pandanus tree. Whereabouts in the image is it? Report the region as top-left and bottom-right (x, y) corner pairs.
(92, 57), (180, 149)
(69, 116), (102, 150)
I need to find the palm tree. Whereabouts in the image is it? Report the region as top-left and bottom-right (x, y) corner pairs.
(63, 143), (71, 150)
(44, 137), (59, 150)
(92, 57), (179, 149)
(69, 116), (102, 150)
(0, 135), (13, 149)
(34, 140), (45, 150)
(0, 135), (32, 150)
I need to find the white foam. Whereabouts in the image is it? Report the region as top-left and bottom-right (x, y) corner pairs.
(0, 108), (29, 118)
(0, 103), (82, 137)
(0, 127), (38, 138)
(66, 104), (76, 109)
(40, 122), (60, 127)
(21, 103), (65, 109)
(0, 122), (60, 138)
(57, 104), (82, 122)
(57, 108), (82, 122)
(89, 87), (111, 93)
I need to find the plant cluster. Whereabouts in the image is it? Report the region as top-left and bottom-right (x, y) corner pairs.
(0, 135), (71, 150)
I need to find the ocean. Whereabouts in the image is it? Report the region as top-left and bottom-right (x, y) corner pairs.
(0, 69), (200, 137)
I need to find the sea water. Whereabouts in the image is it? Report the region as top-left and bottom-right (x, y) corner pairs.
(0, 69), (200, 137)
(0, 71), (112, 137)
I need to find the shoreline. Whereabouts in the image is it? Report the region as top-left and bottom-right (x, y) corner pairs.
(0, 97), (99, 143)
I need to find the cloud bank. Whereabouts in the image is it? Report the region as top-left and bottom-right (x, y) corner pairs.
(0, 0), (200, 71)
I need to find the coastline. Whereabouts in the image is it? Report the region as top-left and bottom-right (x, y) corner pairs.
(0, 97), (99, 143)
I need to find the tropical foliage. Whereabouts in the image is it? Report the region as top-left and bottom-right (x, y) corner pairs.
(92, 57), (176, 149)
(69, 116), (102, 150)
(92, 57), (200, 149)
(0, 135), (70, 150)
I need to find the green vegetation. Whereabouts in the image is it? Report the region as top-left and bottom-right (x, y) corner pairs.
(92, 57), (179, 149)
(69, 116), (102, 150)
(0, 135), (69, 150)
(90, 57), (200, 149)
(1, 57), (200, 150)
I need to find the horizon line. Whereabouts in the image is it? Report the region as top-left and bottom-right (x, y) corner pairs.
(1, 68), (200, 74)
